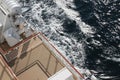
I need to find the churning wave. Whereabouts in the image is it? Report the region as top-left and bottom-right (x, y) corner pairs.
(20, 0), (120, 79)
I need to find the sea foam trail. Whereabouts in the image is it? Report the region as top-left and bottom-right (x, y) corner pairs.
(20, 0), (120, 79)
(20, 0), (88, 68)
(54, 0), (95, 35)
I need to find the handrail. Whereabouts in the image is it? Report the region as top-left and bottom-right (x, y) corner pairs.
(39, 32), (84, 80)
(0, 48), (6, 54)
(4, 32), (41, 53)
(0, 31), (84, 79)
(0, 55), (19, 80)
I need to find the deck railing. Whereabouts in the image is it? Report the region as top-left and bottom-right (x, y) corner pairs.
(0, 32), (41, 62)
(0, 31), (84, 80)
(0, 55), (19, 80)
(38, 32), (84, 80)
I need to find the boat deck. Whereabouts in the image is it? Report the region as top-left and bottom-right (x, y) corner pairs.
(0, 32), (83, 80)
(8, 36), (65, 80)
(0, 55), (18, 80)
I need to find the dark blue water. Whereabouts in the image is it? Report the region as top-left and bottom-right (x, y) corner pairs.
(73, 0), (120, 79)
(20, 0), (120, 79)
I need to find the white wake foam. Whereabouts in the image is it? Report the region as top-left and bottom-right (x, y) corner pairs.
(20, 0), (96, 69)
